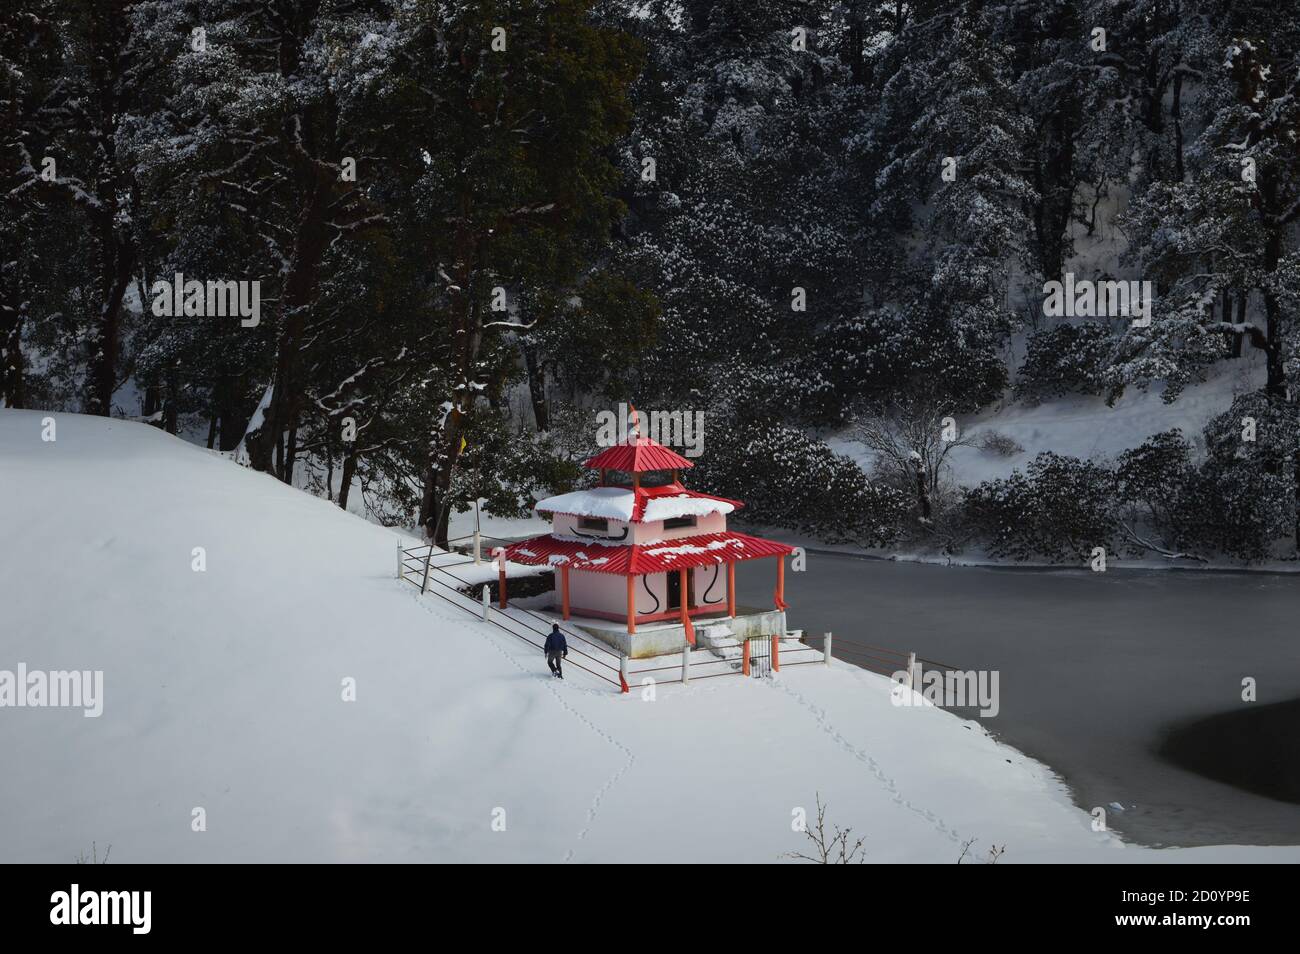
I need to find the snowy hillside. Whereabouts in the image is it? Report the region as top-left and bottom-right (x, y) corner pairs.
(829, 359), (1266, 491)
(2, 409), (1296, 863)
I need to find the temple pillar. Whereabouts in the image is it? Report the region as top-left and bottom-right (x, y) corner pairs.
(561, 565), (570, 620)
(626, 574), (636, 634)
(727, 562), (736, 617)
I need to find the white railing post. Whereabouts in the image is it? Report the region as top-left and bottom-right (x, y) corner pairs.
(824, 631), (833, 665)
(397, 539), (404, 580)
(481, 584), (490, 621)
(906, 651), (918, 690)
(620, 655), (630, 691)
(681, 643), (691, 684)
(473, 529), (482, 565)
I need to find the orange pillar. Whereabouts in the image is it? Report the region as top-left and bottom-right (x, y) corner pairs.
(498, 559), (507, 609)
(774, 556), (786, 610)
(626, 574), (636, 634)
(742, 638), (750, 676)
(561, 565), (570, 620)
(726, 562), (736, 617)
(679, 568), (695, 646)
(771, 634), (780, 672)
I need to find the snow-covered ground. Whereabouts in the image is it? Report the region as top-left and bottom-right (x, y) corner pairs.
(829, 357), (1265, 489)
(2, 409), (1296, 863)
(817, 357), (1300, 570)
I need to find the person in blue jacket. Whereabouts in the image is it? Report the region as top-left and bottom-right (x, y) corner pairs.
(544, 624), (568, 679)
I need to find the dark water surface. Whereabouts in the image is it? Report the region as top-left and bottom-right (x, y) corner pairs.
(733, 552), (1300, 847)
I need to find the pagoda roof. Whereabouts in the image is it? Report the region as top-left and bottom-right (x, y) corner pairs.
(582, 438), (694, 473)
(502, 530), (795, 575)
(534, 484), (742, 523)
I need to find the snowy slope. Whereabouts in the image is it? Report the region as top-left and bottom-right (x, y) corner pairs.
(829, 356), (1265, 490)
(2, 409), (1296, 863)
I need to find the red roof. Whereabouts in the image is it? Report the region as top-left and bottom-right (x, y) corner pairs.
(583, 438), (694, 473)
(503, 530), (794, 575)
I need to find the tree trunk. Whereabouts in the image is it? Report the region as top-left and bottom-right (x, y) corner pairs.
(284, 421), (299, 485)
(422, 409), (467, 548)
(914, 456), (931, 521)
(843, 1), (865, 85)
(418, 461), (438, 542)
(1, 309), (25, 408)
(1262, 231), (1285, 399)
(1220, 287), (1233, 356)
(83, 2), (137, 417)
(522, 342), (550, 430)
(246, 172), (332, 473)
(163, 363), (179, 434)
(87, 231), (135, 416)
(1171, 71), (1185, 182)
(1231, 290), (1246, 358)
(337, 448), (357, 510)
(420, 222), (483, 547)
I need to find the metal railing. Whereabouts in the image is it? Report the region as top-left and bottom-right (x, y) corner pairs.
(397, 544), (948, 691)
(400, 544), (627, 691)
(796, 632), (960, 680)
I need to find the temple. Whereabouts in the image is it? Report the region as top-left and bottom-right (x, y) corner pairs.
(500, 429), (795, 658)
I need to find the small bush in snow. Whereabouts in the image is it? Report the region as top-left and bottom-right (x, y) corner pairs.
(848, 394), (976, 526)
(979, 429), (1023, 457)
(75, 841), (111, 864)
(784, 794), (866, 864)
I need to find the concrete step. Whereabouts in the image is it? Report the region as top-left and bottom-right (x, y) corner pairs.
(696, 623), (743, 660)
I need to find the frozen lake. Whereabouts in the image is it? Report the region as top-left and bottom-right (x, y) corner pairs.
(734, 552), (1300, 847)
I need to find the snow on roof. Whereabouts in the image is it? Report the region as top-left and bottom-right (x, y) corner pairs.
(503, 531), (794, 573)
(641, 494), (735, 522)
(535, 487), (737, 523)
(643, 538), (738, 558)
(534, 487), (635, 521)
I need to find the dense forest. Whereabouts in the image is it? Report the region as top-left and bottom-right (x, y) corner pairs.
(3, 0), (1298, 562)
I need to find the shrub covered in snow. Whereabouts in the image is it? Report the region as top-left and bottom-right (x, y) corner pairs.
(691, 421), (908, 546)
(979, 429), (1023, 457)
(1174, 461), (1291, 562)
(1170, 394), (1297, 561)
(1014, 321), (1114, 402)
(807, 304), (1009, 421)
(962, 396), (1297, 565)
(962, 452), (1117, 561)
(1114, 429), (1195, 546)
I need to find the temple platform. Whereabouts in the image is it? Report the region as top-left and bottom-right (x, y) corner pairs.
(551, 604), (786, 658)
